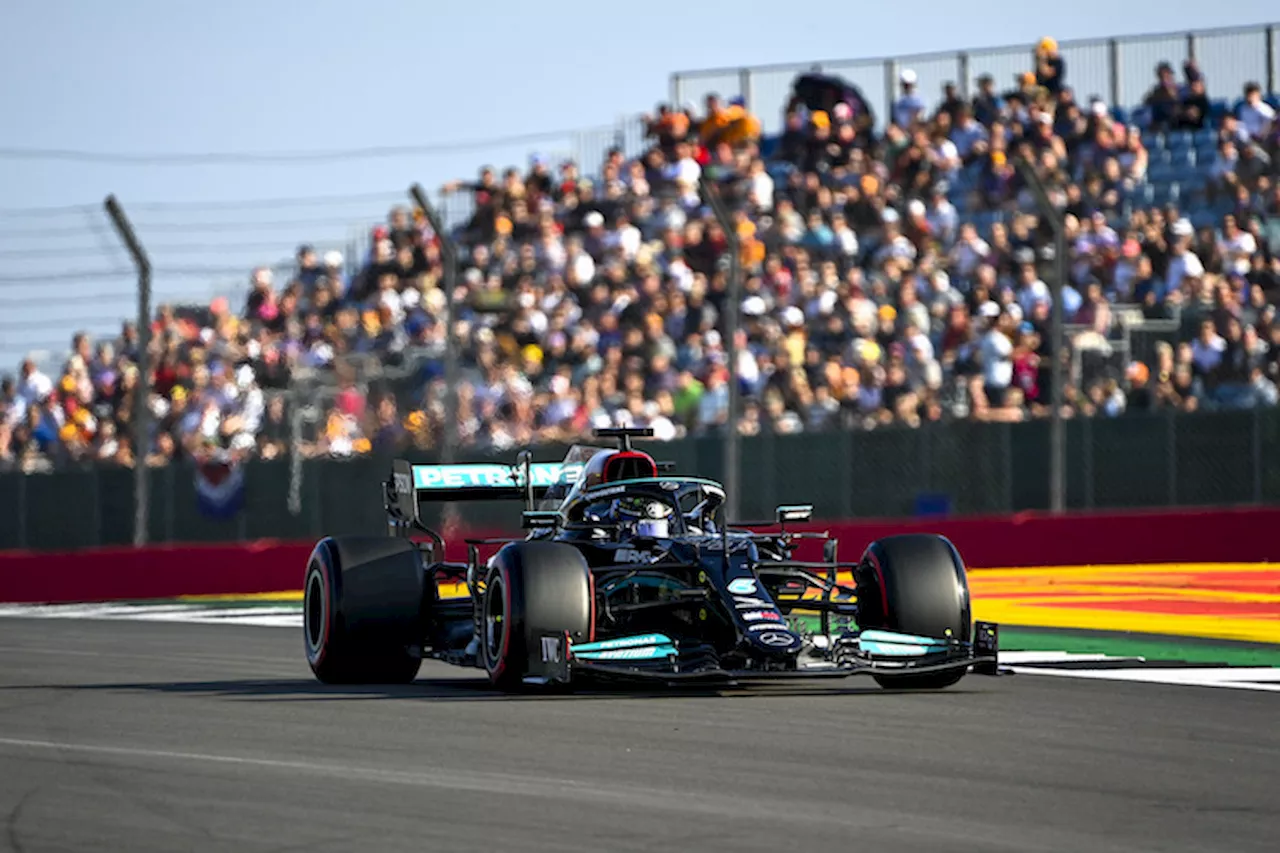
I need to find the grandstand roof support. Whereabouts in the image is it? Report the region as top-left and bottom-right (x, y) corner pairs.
(699, 178), (741, 522)
(1011, 160), (1067, 514)
(104, 195), (152, 545)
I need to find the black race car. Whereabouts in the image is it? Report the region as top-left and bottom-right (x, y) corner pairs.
(302, 428), (999, 691)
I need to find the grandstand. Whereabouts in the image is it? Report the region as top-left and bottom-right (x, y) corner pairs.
(2, 24), (1279, 472)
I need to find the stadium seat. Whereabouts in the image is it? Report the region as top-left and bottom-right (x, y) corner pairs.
(1209, 100), (1230, 122)
(1194, 126), (1216, 146)
(1141, 131), (1162, 151)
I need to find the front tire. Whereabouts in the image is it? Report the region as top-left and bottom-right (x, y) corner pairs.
(481, 541), (592, 692)
(304, 536), (425, 685)
(855, 534), (972, 690)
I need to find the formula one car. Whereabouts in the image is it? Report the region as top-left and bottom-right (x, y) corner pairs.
(302, 428), (999, 691)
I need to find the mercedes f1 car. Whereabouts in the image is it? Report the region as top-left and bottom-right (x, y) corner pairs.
(302, 428), (999, 691)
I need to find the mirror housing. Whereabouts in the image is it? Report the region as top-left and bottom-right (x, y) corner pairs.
(775, 504), (814, 524)
(521, 510), (561, 530)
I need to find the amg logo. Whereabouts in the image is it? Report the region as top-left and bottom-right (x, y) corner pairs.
(615, 548), (651, 563)
(393, 472), (413, 495)
(540, 636), (562, 663)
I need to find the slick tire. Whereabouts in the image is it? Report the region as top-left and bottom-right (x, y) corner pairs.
(304, 536), (424, 685)
(855, 534), (971, 690)
(481, 541), (593, 692)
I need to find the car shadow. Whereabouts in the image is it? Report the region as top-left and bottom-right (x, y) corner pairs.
(0, 674), (987, 702)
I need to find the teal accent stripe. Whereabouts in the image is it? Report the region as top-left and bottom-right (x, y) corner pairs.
(571, 633), (673, 653)
(858, 629), (951, 657)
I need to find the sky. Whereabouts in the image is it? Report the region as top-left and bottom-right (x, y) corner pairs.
(1, 0), (1276, 370)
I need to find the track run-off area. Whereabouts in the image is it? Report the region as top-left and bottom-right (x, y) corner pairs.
(0, 561), (1277, 851)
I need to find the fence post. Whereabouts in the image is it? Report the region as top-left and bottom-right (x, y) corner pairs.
(1082, 416), (1094, 510)
(1267, 26), (1276, 97)
(739, 68), (754, 113)
(698, 178), (741, 521)
(670, 73), (682, 109)
(15, 468), (26, 550)
(1108, 39), (1122, 110)
(103, 195), (152, 547)
(1186, 32), (1197, 63)
(958, 52), (971, 99)
(1252, 406), (1263, 503)
(884, 59), (898, 127)
(1010, 159), (1067, 514)
(1166, 412), (1178, 506)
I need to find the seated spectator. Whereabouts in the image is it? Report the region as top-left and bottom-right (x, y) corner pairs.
(1177, 61), (1210, 129)
(1238, 82), (1276, 142)
(893, 69), (927, 129)
(1035, 37), (1065, 95)
(1144, 62), (1181, 130)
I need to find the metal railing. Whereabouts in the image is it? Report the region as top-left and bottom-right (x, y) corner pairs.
(671, 22), (1280, 134)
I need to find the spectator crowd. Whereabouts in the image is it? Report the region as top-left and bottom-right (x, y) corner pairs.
(3, 35), (1280, 470)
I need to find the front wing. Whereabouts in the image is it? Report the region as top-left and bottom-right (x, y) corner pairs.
(526, 622), (1002, 687)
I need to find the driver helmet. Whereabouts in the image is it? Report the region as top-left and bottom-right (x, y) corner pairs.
(615, 495), (673, 538)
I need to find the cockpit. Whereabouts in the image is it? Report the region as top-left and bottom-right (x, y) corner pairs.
(545, 446), (725, 539)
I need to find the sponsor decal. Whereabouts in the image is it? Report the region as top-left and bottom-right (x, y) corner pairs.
(727, 578), (757, 595)
(742, 610), (782, 622)
(540, 636), (562, 663)
(588, 484), (628, 499)
(748, 622), (788, 632)
(393, 472), (413, 495)
(660, 481), (680, 491)
(733, 596), (771, 610)
(756, 631), (795, 647)
(412, 462), (582, 490)
(614, 548), (652, 564)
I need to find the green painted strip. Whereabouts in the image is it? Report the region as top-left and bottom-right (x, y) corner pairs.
(1000, 628), (1280, 668)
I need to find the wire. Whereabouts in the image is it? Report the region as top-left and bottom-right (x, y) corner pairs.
(0, 126), (616, 166)
(0, 240), (346, 260)
(0, 190), (405, 218)
(0, 216), (371, 239)
(0, 269), (134, 284)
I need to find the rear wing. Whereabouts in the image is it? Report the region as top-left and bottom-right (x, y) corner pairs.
(386, 455), (584, 528)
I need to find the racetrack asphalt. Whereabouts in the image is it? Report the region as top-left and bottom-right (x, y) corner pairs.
(0, 618), (1275, 853)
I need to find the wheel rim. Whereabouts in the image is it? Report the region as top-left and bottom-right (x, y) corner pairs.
(304, 566), (327, 661)
(483, 573), (506, 670)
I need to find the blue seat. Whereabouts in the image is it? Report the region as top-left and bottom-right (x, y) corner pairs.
(1194, 126), (1216, 146)
(759, 137), (780, 159)
(1170, 147), (1195, 168)
(1189, 210), (1218, 230)
(766, 161), (795, 182)
(1111, 106), (1131, 125)
(1147, 162), (1178, 183)
(1266, 94), (1280, 110)
(1141, 131), (1162, 151)
(1154, 148), (1173, 165)
(1209, 100), (1230, 122)
(1152, 183), (1181, 206)
(1196, 143), (1217, 163)
(1166, 130), (1193, 151)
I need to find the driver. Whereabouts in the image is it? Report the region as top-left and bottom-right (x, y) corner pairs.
(584, 495), (674, 538)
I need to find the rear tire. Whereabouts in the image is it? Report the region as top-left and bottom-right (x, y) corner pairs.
(855, 534), (971, 690)
(304, 536), (424, 685)
(481, 541), (592, 692)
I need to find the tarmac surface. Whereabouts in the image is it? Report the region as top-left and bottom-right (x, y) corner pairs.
(0, 617), (1275, 852)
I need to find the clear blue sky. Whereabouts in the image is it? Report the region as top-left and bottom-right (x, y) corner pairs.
(1, 0), (1275, 370)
